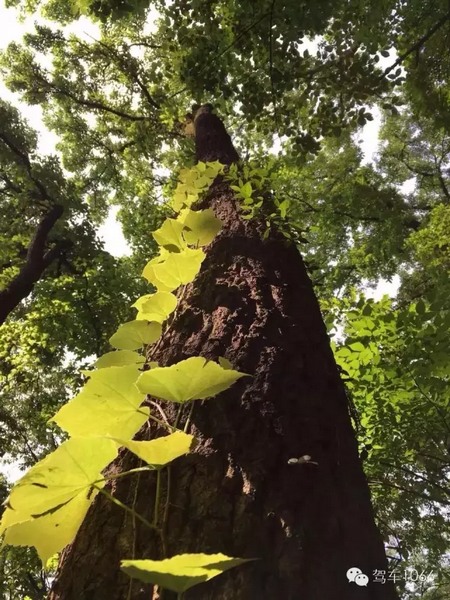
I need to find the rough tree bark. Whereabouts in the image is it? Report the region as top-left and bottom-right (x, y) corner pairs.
(50, 107), (398, 600)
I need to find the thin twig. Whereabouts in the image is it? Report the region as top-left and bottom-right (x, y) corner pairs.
(381, 13), (450, 79)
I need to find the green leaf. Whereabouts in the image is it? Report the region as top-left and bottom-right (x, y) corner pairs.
(362, 303), (373, 316)
(171, 189), (198, 212)
(152, 219), (186, 250)
(136, 357), (248, 403)
(277, 199), (290, 218)
(349, 342), (365, 352)
(203, 161), (224, 179)
(0, 438), (118, 562)
(109, 320), (162, 350)
(133, 292), (178, 323)
(115, 432), (194, 467)
(178, 208), (222, 246)
(240, 181), (253, 198)
(194, 175), (211, 189)
(218, 356), (233, 370)
(142, 248), (205, 292)
(51, 366), (148, 438)
(95, 350), (145, 368)
(121, 553), (254, 593)
(415, 299), (426, 315)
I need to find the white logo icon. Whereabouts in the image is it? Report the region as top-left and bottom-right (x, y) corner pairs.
(346, 567), (362, 582)
(347, 567), (369, 586)
(355, 573), (369, 586)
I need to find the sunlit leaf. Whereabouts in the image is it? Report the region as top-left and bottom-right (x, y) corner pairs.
(136, 357), (247, 403)
(115, 432), (194, 467)
(178, 208), (222, 246)
(121, 553), (253, 593)
(51, 366), (148, 438)
(133, 291), (178, 322)
(0, 438), (117, 562)
(152, 218), (186, 250)
(218, 357), (233, 370)
(94, 350), (145, 368)
(109, 320), (162, 350)
(142, 248), (205, 292)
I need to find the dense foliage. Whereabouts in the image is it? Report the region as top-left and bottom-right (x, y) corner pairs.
(0, 0), (449, 597)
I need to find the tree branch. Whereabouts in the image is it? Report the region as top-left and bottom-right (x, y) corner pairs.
(382, 12), (450, 79)
(0, 205), (69, 325)
(369, 478), (450, 506)
(89, 37), (161, 111)
(50, 82), (150, 121)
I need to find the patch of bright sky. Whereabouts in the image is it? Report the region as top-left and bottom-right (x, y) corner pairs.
(355, 101), (402, 300)
(97, 206), (132, 256)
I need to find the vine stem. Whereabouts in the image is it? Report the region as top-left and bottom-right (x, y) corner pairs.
(126, 467), (142, 600)
(183, 401), (195, 433)
(153, 469), (161, 526)
(96, 485), (159, 533)
(173, 404), (184, 430)
(162, 466), (172, 545)
(94, 466), (154, 485)
(147, 411), (178, 432)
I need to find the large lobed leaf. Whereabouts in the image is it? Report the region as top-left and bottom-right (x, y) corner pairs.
(121, 553), (254, 593)
(51, 365), (148, 439)
(0, 438), (118, 562)
(137, 357), (248, 403)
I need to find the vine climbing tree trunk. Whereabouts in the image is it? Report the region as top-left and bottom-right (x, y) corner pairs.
(50, 107), (398, 600)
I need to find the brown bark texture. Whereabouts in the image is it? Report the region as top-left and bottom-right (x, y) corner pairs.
(50, 107), (398, 600)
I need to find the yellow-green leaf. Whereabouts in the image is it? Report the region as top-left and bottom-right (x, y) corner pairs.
(133, 292), (178, 323)
(121, 553), (253, 593)
(95, 350), (145, 368)
(172, 192), (198, 213)
(178, 208), (222, 246)
(136, 357), (247, 403)
(240, 182), (253, 198)
(142, 248), (205, 292)
(51, 366), (148, 438)
(152, 219), (186, 251)
(2, 492), (97, 564)
(218, 357), (233, 370)
(109, 320), (162, 350)
(115, 432), (194, 467)
(0, 438), (117, 562)
(45, 554), (59, 570)
(203, 161), (224, 179)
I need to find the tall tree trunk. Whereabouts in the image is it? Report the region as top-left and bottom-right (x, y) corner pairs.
(50, 108), (398, 600)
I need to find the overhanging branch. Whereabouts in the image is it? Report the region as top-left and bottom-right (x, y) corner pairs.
(381, 12), (450, 79)
(0, 204), (69, 325)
